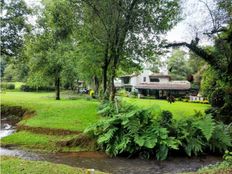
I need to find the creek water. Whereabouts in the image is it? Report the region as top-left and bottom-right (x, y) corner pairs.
(0, 123), (222, 174)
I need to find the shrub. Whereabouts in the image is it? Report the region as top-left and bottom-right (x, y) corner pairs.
(20, 85), (55, 92)
(86, 102), (232, 160)
(210, 88), (225, 107)
(159, 110), (173, 127)
(0, 83), (15, 90)
(97, 99), (134, 117)
(207, 123), (232, 153)
(87, 103), (180, 160)
(117, 89), (129, 97)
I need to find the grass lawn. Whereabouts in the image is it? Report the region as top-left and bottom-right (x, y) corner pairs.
(0, 131), (84, 152)
(0, 91), (210, 152)
(1, 92), (100, 131)
(0, 156), (106, 174)
(124, 97), (210, 119)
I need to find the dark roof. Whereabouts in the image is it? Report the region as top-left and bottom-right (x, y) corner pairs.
(149, 73), (171, 79)
(135, 82), (191, 90)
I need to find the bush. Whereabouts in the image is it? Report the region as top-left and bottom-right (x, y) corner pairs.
(0, 83), (15, 90)
(20, 85), (55, 92)
(159, 110), (173, 127)
(117, 89), (129, 97)
(86, 101), (232, 160)
(87, 102), (180, 160)
(210, 88), (225, 107)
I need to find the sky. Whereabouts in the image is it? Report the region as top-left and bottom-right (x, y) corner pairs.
(166, 0), (215, 45)
(25, 0), (215, 45)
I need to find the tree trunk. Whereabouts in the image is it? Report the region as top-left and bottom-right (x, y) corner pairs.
(110, 66), (116, 101)
(94, 75), (99, 96)
(55, 77), (60, 100)
(102, 64), (107, 94)
(102, 42), (110, 99)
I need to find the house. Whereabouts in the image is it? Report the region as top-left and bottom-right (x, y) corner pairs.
(115, 70), (191, 98)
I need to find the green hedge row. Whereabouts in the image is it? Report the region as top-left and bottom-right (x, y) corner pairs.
(0, 83), (15, 90)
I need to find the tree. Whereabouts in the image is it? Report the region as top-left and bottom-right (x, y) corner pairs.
(26, 0), (76, 100)
(167, 49), (192, 80)
(0, 0), (31, 57)
(76, 0), (181, 100)
(165, 0), (232, 123)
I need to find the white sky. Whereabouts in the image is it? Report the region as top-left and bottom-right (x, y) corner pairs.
(25, 0), (215, 45)
(166, 0), (215, 45)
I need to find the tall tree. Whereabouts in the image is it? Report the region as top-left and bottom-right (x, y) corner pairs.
(26, 0), (76, 100)
(0, 0), (31, 57)
(76, 0), (181, 100)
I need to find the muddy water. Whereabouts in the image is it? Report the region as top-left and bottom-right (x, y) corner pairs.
(0, 124), (222, 174)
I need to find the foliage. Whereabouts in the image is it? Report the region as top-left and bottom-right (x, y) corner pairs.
(117, 89), (129, 97)
(207, 123), (232, 153)
(87, 102), (180, 160)
(75, 0), (181, 100)
(167, 49), (192, 80)
(97, 99), (134, 117)
(20, 84), (55, 92)
(86, 101), (231, 160)
(0, 0), (32, 57)
(24, 0), (77, 100)
(210, 88), (225, 107)
(159, 110), (173, 127)
(0, 83), (15, 90)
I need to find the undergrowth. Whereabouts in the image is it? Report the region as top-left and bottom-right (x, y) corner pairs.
(85, 100), (231, 160)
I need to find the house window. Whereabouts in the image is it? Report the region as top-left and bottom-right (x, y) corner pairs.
(123, 77), (130, 84)
(150, 78), (160, 82)
(143, 77), (146, 82)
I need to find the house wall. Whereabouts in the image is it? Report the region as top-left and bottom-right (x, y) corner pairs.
(158, 77), (169, 83)
(137, 69), (152, 83)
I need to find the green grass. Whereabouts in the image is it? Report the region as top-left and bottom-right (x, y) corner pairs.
(0, 156), (106, 174)
(1, 92), (100, 131)
(0, 92), (210, 152)
(124, 97), (210, 119)
(0, 131), (83, 152)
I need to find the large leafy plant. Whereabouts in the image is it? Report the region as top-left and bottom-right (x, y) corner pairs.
(85, 101), (231, 160)
(86, 104), (180, 160)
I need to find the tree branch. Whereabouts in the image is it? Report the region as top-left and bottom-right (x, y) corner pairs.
(164, 41), (222, 71)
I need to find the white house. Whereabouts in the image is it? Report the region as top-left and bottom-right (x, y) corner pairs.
(115, 70), (191, 98)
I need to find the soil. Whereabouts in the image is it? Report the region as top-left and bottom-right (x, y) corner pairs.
(17, 125), (81, 135)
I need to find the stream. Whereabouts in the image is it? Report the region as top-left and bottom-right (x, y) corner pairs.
(0, 123), (222, 174)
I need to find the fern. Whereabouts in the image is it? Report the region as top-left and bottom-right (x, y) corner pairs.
(85, 101), (231, 160)
(194, 114), (215, 141)
(184, 137), (205, 156)
(97, 127), (118, 144)
(208, 123), (232, 153)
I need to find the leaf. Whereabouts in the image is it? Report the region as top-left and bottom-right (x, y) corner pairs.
(97, 128), (118, 144)
(194, 114), (215, 141)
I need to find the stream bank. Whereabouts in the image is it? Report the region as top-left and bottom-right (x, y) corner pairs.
(0, 123), (222, 174)
(0, 105), (222, 174)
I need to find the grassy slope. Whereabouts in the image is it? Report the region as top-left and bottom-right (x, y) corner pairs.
(1, 131), (84, 152)
(1, 92), (99, 131)
(124, 98), (209, 119)
(0, 156), (106, 174)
